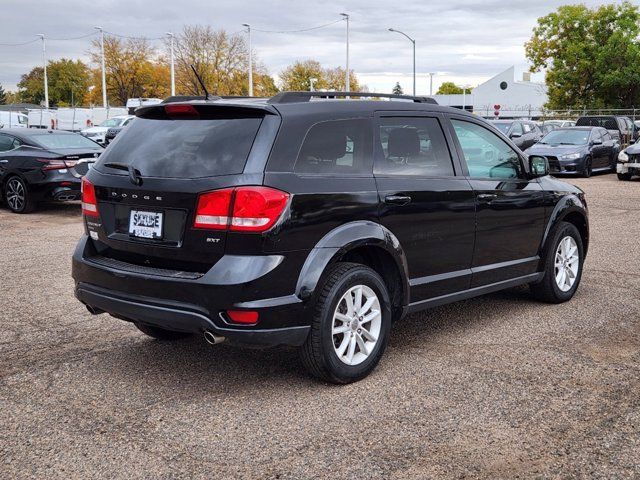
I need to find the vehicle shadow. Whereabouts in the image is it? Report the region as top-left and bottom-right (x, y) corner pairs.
(90, 285), (536, 392)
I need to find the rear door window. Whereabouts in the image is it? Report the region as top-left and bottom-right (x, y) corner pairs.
(375, 116), (454, 176)
(96, 116), (263, 178)
(294, 119), (372, 175)
(0, 134), (14, 152)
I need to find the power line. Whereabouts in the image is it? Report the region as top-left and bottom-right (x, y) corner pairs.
(103, 31), (165, 41)
(252, 18), (344, 34)
(48, 32), (97, 41)
(0, 38), (39, 47)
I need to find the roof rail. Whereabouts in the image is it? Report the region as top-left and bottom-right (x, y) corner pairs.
(162, 95), (268, 104)
(267, 91), (438, 105)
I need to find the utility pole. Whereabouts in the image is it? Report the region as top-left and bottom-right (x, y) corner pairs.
(36, 34), (48, 109)
(242, 24), (253, 96)
(166, 32), (175, 96)
(388, 28), (416, 96)
(340, 13), (350, 92)
(94, 26), (107, 108)
(309, 77), (317, 92)
(429, 72), (435, 96)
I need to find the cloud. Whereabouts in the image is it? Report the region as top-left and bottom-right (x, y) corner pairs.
(0, 0), (610, 94)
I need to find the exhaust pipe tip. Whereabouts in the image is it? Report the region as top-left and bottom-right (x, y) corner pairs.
(203, 330), (226, 345)
(86, 304), (104, 315)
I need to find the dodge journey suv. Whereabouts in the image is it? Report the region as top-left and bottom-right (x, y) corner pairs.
(72, 92), (589, 383)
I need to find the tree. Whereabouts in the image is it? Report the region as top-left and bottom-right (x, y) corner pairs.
(0, 84), (6, 105)
(17, 67), (45, 105)
(392, 82), (403, 95)
(89, 36), (164, 106)
(279, 60), (361, 92)
(47, 59), (91, 107)
(436, 82), (471, 95)
(526, 2), (640, 109)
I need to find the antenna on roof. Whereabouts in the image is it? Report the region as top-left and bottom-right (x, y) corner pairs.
(190, 65), (212, 100)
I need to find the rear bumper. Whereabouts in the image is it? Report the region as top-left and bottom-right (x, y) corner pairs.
(72, 235), (311, 347)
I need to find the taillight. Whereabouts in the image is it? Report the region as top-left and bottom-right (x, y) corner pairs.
(230, 187), (290, 232)
(193, 188), (233, 229)
(193, 186), (289, 233)
(81, 177), (99, 217)
(38, 158), (68, 171)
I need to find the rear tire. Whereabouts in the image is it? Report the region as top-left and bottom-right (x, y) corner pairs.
(135, 323), (192, 340)
(4, 176), (35, 213)
(530, 221), (584, 303)
(299, 262), (392, 384)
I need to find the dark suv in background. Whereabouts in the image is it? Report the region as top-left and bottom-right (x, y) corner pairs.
(576, 115), (635, 148)
(72, 92), (589, 383)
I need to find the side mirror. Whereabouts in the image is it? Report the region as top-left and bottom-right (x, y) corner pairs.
(592, 139), (603, 145)
(529, 155), (549, 177)
(510, 132), (522, 138)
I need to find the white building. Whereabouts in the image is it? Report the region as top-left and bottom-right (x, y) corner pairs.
(430, 66), (548, 119)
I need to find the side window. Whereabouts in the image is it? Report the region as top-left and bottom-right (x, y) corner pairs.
(295, 118), (371, 175)
(0, 134), (15, 152)
(603, 131), (612, 141)
(123, 118), (133, 126)
(451, 119), (523, 179)
(375, 116), (454, 176)
(511, 122), (524, 135)
(591, 129), (602, 142)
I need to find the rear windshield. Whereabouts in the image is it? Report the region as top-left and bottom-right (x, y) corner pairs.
(576, 117), (618, 130)
(33, 133), (102, 150)
(96, 116), (263, 178)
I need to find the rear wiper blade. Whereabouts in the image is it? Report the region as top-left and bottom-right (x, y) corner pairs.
(104, 162), (142, 186)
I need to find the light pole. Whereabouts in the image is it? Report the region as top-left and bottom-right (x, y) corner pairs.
(428, 72), (435, 96)
(94, 26), (107, 108)
(166, 32), (175, 96)
(340, 13), (350, 92)
(36, 34), (48, 109)
(462, 84), (471, 111)
(388, 28), (416, 96)
(242, 24), (253, 96)
(309, 77), (317, 92)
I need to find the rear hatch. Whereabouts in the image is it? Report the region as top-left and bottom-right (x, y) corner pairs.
(84, 103), (278, 274)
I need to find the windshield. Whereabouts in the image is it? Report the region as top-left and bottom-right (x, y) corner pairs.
(540, 130), (589, 145)
(493, 122), (512, 134)
(99, 118), (124, 127)
(96, 116), (263, 178)
(33, 133), (102, 150)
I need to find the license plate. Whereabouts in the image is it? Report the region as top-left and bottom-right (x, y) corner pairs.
(129, 210), (163, 239)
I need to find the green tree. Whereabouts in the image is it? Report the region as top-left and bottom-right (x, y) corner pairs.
(526, 2), (640, 108)
(17, 67), (45, 105)
(47, 59), (91, 107)
(436, 81), (471, 95)
(392, 82), (403, 95)
(0, 84), (6, 104)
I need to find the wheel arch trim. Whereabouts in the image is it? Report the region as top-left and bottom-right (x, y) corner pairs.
(540, 195), (589, 257)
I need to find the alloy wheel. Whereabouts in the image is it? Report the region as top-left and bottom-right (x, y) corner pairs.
(6, 178), (25, 212)
(554, 236), (579, 292)
(332, 284), (382, 366)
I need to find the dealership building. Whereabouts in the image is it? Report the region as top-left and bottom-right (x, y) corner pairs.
(430, 66), (548, 119)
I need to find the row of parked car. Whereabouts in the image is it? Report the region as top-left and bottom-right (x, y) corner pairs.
(490, 115), (640, 179)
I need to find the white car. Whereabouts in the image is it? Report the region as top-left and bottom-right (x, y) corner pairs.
(0, 111), (28, 129)
(81, 115), (135, 144)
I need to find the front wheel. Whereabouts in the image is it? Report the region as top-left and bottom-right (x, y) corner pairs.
(581, 157), (592, 178)
(617, 171), (633, 181)
(299, 262), (392, 384)
(530, 222), (584, 303)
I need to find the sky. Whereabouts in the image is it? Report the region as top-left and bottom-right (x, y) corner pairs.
(0, 0), (619, 96)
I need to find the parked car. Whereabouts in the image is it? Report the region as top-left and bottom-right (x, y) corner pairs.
(0, 129), (103, 213)
(525, 127), (618, 177)
(616, 143), (640, 180)
(542, 120), (575, 128)
(103, 118), (135, 145)
(492, 120), (543, 150)
(81, 115), (135, 145)
(575, 115), (634, 148)
(0, 111), (28, 129)
(540, 124), (559, 135)
(72, 92), (589, 383)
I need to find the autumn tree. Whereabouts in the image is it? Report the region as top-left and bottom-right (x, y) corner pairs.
(279, 60), (361, 91)
(526, 2), (640, 108)
(89, 36), (168, 106)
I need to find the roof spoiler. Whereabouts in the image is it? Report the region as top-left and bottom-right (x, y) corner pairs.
(267, 91), (438, 105)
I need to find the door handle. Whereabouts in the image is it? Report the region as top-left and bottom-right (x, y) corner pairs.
(384, 194), (412, 206)
(0, 160), (7, 164)
(477, 193), (498, 201)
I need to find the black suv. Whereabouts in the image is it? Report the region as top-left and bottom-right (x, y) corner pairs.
(72, 92), (589, 383)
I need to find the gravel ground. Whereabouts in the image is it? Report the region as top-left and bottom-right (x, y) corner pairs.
(1, 173), (639, 479)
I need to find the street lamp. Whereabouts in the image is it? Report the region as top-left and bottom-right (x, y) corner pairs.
(340, 13), (349, 92)
(428, 72), (435, 96)
(309, 77), (317, 92)
(166, 32), (175, 96)
(94, 26), (107, 108)
(36, 34), (48, 109)
(242, 23), (253, 96)
(388, 28), (415, 96)
(462, 84), (472, 111)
